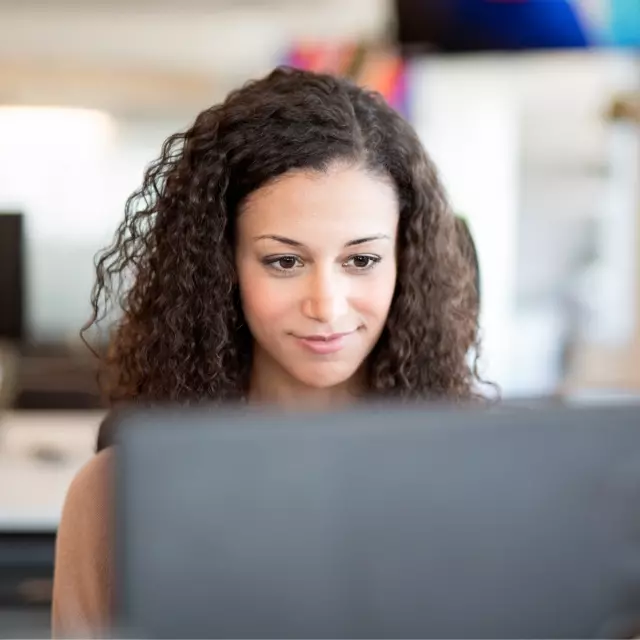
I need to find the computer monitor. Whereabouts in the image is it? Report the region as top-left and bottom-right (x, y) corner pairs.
(114, 403), (640, 639)
(0, 212), (25, 343)
(395, 0), (640, 52)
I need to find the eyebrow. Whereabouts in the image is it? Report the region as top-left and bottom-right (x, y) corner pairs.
(254, 234), (390, 248)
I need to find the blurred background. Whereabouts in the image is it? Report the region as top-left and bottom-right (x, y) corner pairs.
(0, 0), (638, 635)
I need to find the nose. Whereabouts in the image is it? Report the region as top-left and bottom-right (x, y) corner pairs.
(301, 268), (349, 325)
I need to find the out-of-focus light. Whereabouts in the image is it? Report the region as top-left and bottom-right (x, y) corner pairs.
(0, 105), (114, 143)
(0, 106), (115, 239)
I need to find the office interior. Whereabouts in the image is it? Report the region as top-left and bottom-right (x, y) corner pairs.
(0, 0), (639, 635)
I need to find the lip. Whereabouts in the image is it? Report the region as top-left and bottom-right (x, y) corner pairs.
(295, 331), (354, 355)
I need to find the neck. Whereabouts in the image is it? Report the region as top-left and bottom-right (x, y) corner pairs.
(248, 346), (364, 411)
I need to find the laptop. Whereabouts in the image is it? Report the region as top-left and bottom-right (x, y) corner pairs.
(114, 403), (640, 639)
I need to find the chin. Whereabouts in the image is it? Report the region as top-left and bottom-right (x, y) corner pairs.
(291, 364), (359, 390)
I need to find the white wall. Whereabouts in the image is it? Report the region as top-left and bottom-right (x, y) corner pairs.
(0, 108), (182, 341)
(410, 55), (520, 393)
(408, 51), (640, 396)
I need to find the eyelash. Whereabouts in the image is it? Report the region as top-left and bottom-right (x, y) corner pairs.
(262, 254), (382, 274)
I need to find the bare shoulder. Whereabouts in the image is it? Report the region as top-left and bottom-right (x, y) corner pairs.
(52, 448), (115, 638)
(57, 446), (115, 565)
(65, 447), (114, 508)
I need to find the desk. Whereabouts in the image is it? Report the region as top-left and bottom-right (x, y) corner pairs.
(0, 411), (104, 532)
(0, 411), (103, 630)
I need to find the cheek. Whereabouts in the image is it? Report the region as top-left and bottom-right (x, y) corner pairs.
(237, 264), (292, 326)
(355, 264), (397, 318)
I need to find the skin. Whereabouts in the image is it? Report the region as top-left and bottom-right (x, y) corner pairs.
(235, 162), (400, 410)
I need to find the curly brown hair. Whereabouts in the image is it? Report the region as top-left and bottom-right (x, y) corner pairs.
(84, 66), (482, 405)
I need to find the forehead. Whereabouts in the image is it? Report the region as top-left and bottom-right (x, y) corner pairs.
(238, 164), (399, 242)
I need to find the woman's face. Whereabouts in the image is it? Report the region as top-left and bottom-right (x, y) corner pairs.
(235, 163), (399, 390)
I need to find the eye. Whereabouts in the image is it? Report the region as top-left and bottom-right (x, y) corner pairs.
(344, 254), (381, 271)
(263, 255), (303, 272)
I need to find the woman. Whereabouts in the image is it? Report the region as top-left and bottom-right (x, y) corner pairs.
(52, 67), (482, 637)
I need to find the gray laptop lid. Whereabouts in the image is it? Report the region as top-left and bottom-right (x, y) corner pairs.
(115, 404), (640, 639)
